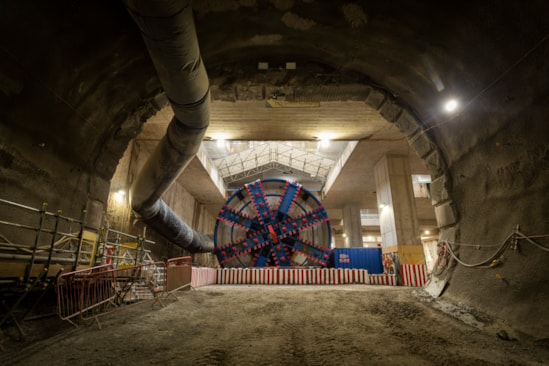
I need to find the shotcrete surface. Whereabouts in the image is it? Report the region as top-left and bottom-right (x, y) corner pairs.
(2, 285), (548, 366)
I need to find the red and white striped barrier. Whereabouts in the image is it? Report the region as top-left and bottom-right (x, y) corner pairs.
(188, 267), (425, 287)
(368, 274), (398, 286)
(400, 264), (428, 287)
(216, 268), (369, 285)
(191, 267), (217, 288)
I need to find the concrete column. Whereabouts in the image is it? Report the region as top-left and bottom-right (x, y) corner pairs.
(374, 154), (424, 275)
(342, 204), (362, 248)
(374, 153), (420, 247)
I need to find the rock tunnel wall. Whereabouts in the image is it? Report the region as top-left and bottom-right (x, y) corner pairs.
(362, 60), (549, 338)
(366, 39), (549, 338)
(0, 1), (160, 217)
(434, 39), (549, 337)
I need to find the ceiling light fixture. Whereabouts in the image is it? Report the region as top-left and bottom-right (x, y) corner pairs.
(316, 133), (334, 148)
(286, 62), (296, 70)
(211, 133), (228, 148)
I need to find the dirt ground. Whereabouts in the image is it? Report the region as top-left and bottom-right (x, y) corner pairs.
(1, 285), (549, 366)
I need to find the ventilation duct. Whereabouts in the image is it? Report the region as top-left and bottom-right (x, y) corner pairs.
(123, 0), (213, 252)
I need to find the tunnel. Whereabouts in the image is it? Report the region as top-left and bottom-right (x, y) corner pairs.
(0, 0), (548, 364)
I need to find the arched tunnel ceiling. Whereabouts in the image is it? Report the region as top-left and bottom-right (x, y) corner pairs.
(0, 0), (546, 249)
(1, 0), (547, 184)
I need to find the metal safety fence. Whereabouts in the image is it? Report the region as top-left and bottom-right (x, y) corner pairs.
(56, 262), (167, 327)
(57, 264), (113, 325)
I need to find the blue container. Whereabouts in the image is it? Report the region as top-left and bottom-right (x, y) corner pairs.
(332, 248), (383, 274)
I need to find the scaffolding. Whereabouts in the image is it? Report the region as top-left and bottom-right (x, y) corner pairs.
(98, 225), (155, 269)
(0, 198), (155, 338)
(0, 198), (99, 283)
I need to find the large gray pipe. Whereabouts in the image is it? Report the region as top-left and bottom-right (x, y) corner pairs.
(123, 0), (213, 252)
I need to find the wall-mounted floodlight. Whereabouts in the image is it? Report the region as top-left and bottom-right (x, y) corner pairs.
(113, 190), (126, 203)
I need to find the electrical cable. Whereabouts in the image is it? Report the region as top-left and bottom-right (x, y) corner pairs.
(445, 231), (515, 268)
(421, 33), (549, 134)
(438, 229), (549, 269)
(444, 241), (502, 248)
(515, 230), (549, 252)
(521, 234), (549, 239)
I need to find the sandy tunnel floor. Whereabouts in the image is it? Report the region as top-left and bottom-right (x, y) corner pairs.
(2, 285), (549, 366)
